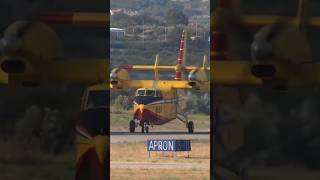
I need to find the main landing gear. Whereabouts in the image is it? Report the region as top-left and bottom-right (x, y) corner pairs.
(129, 120), (150, 133)
(187, 121), (194, 133)
(177, 113), (194, 134)
(129, 120), (135, 133)
(141, 123), (149, 133)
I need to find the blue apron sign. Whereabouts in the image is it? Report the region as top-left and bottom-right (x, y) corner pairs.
(147, 139), (191, 151)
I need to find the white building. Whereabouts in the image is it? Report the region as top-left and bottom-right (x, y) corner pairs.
(110, 28), (126, 40)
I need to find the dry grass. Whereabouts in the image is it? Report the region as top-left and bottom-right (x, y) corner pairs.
(111, 169), (210, 180)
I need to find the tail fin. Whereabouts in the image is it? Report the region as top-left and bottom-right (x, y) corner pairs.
(175, 30), (187, 80)
(177, 30), (187, 66)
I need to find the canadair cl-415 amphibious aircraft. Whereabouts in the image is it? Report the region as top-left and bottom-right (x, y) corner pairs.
(110, 30), (210, 133)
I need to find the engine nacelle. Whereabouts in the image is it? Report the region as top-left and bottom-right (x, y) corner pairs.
(110, 67), (130, 89)
(0, 21), (64, 87)
(251, 64), (276, 78)
(1, 59), (26, 73)
(188, 69), (209, 90)
(2, 21), (64, 60)
(0, 21), (63, 74)
(251, 64), (289, 90)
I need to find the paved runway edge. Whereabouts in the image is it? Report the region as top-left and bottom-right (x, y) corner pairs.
(110, 130), (210, 143)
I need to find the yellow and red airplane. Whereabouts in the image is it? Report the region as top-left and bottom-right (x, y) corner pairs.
(110, 30), (210, 133)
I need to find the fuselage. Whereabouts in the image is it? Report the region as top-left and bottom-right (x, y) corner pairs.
(133, 88), (177, 125)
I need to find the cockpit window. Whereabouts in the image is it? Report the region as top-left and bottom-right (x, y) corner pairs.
(134, 91), (162, 105)
(136, 90), (145, 96)
(87, 90), (108, 108)
(146, 90), (156, 97)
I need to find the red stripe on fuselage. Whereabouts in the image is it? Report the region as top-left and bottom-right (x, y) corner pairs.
(134, 108), (174, 125)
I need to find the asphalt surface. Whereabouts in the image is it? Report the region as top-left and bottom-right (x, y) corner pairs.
(110, 130), (210, 143)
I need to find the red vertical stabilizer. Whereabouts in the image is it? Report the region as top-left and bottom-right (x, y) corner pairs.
(175, 30), (187, 80)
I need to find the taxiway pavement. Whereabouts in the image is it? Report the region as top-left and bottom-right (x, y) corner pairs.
(110, 130), (210, 143)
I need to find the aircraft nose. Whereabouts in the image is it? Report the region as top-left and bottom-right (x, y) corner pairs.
(138, 104), (144, 113)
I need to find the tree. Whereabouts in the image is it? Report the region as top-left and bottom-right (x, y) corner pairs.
(113, 95), (131, 111)
(165, 9), (188, 26)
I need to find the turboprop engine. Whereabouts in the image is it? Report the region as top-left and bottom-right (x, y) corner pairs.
(188, 55), (209, 90)
(110, 67), (130, 89)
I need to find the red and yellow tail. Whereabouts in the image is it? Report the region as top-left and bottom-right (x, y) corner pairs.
(175, 30), (187, 80)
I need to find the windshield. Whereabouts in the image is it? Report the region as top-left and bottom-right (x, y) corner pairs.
(134, 95), (162, 105)
(136, 90), (145, 96)
(87, 90), (108, 108)
(146, 90), (156, 96)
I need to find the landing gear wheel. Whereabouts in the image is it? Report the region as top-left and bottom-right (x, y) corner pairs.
(129, 120), (135, 133)
(145, 126), (149, 133)
(187, 121), (194, 133)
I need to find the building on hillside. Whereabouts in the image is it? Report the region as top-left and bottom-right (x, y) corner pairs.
(110, 28), (126, 40)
